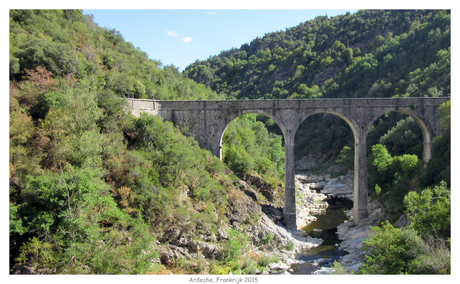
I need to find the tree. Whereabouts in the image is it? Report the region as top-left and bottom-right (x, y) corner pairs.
(360, 221), (450, 274)
(341, 48), (354, 63)
(22, 66), (57, 93)
(222, 114), (285, 184)
(378, 116), (423, 157)
(372, 35), (385, 51)
(437, 100), (450, 132)
(16, 38), (77, 77)
(368, 144), (420, 208)
(361, 221), (419, 274)
(404, 181), (450, 239)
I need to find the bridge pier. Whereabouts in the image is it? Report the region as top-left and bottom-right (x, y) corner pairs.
(283, 135), (297, 230)
(353, 140), (369, 222)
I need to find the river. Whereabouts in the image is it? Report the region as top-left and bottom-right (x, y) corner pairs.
(291, 196), (353, 274)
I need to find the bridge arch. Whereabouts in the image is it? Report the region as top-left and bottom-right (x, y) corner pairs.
(293, 111), (361, 227)
(367, 109), (433, 163)
(216, 110), (289, 160)
(296, 110), (360, 145)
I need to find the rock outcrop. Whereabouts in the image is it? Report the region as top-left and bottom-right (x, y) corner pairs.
(226, 187), (316, 253)
(295, 175), (328, 228)
(295, 154), (328, 172)
(157, 180), (321, 272)
(336, 198), (387, 273)
(243, 174), (277, 203)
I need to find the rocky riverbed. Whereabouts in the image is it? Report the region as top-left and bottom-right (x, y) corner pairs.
(293, 171), (393, 274)
(233, 170), (385, 275)
(158, 169), (380, 275)
(244, 171), (363, 275)
(295, 171), (354, 229)
(157, 174), (325, 275)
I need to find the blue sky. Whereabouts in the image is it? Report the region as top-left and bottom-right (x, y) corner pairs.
(83, 9), (359, 71)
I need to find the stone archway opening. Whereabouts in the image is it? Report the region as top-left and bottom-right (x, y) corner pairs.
(220, 113), (286, 207)
(291, 111), (359, 266)
(367, 111), (425, 158)
(366, 111), (429, 208)
(294, 113), (356, 174)
(293, 112), (357, 230)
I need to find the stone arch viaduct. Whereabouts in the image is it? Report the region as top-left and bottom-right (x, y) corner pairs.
(128, 97), (449, 230)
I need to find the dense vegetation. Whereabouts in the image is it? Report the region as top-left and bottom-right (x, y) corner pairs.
(185, 10), (450, 100)
(360, 180), (451, 274)
(222, 114), (285, 184)
(9, 10), (223, 101)
(9, 65), (229, 273)
(10, 9), (450, 274)
(9, 9), (277, 274)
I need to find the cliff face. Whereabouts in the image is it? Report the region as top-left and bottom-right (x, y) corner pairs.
(226, 187), (315, 251)
(156, 179), (321, 274)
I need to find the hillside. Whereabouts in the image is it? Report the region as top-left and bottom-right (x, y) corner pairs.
(9, 10), (223, 101)
(184, 10), (450, 100)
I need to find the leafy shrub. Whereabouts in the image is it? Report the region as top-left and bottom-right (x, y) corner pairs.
(404, 181), (451, 238)
(256, 254), (279, 268)
(368, 144), (420, 208)
(16, 237), (60, 273)
(223, 229), (249, 263)
(261, 234), (274, 245)
(241, 257), (258, 274)
(332, 260), (354, 274)
(243, 213), (260, 226)
(360, 220), (450, 274)
(222, 114), (285, 183)
(361, 221), (422, 274)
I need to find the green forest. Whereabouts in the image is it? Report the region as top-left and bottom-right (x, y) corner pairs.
(10, 9), (450, 274)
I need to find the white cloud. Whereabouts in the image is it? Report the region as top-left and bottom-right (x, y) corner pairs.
(181, 37), (193, 43)
(206, 12), (216, 15)
(167, 30), (192, 43)
(167, 30), (179, 37)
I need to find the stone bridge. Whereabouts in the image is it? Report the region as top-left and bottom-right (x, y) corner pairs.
(128, 97), (449, 230)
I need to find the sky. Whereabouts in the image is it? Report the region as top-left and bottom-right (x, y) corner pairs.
(83, 9), (359, 71)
